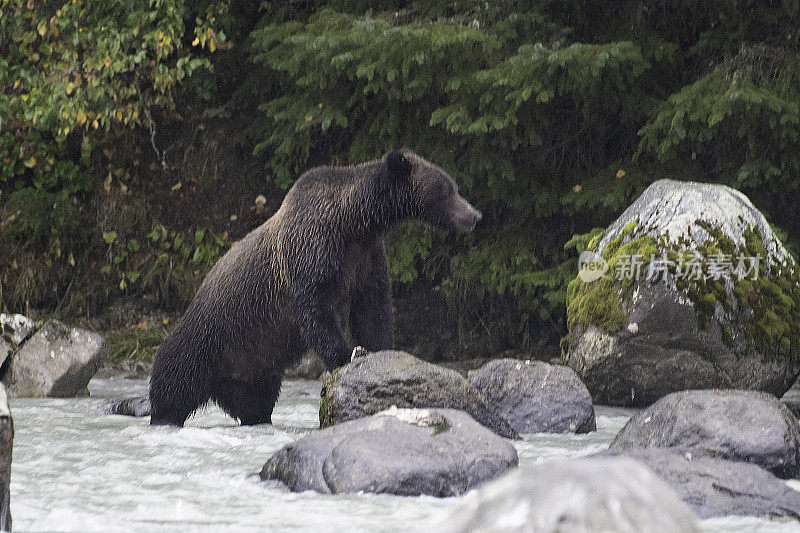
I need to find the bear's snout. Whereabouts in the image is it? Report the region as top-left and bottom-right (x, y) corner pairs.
(450, 197), (482, 233)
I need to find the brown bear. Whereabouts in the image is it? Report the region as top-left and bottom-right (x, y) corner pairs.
(149, 149), (482, 426)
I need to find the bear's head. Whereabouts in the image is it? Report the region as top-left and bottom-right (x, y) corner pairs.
(385, 149), (482, 233)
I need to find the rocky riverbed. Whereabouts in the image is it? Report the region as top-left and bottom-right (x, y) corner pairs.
(8, 377), (800, 532)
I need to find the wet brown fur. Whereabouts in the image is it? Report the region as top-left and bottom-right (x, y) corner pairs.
(149, 149), (482, 426)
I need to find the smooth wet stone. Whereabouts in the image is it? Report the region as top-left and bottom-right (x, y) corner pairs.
(106, 396), (151, 417)
(5, 320), (105, 398)
(283, 351), (325, 380)
(611, 389), (800, 478)
(320, 350), (517, 438)
(440, 457), (700, 532)
(564, 179), (800, 406)
(597, 448), (800, 519)
(0, 314), (34, 346)
(261, 408), (518, 497)
(470, 358), (595, 434)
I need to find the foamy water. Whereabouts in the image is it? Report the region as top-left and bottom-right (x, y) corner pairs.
(7, 379), (800, 532)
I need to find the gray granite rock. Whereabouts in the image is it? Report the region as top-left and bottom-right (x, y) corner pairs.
(565, 179), (800, 406)
(611, 389), (800, 478)
(320, 350), (517, 438)
(5, 320), (105, 398)
(283, 351), (325, 380)
(106, 396), (151, 417)
(597, 448), (800, 519)
(0, 314), (34, 346)
(470, 358), (595, 434)
(440, 457), (700, 532)
(261, 408), (518, 497)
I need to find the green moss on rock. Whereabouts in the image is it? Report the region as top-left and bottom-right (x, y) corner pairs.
(567, 221), (658, 336)
(319, 367), (343, 428)
(567, 217), (800, 362)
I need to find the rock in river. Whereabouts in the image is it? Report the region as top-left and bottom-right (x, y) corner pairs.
(106, 396), (152, 418)
(261, 407), (518, 497)
(0, 383), (11, 532)
(470, 358), (595, 434)
(283, 351), (325, 380)
(611, 389), (800, 478)
(564, 179), (800, 406)
(5, 319), (105, 398)
(598, 448), (800, 520)
(439, 456), (700, 532)
(319, 350), (517, 438)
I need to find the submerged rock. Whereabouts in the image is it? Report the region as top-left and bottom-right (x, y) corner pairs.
(611, 389), (800, 478)
(106, 396), (151, 417)
(283, 351), (325, 380)
(319, 350), (517, 438)
(470, 358), (595, 434)
(440, 457), (700, 532)
(597, 448), (800, 519)
(0, 314), (34, 346)
(0, 384), (12, 532)
(5, 320), (105, 398)
(261, 408), (518, 497)
(564, 179), (800, 406)
(782, 378), (800, 418)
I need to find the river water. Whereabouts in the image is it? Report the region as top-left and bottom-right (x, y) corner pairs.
(7, 378), (800, 532)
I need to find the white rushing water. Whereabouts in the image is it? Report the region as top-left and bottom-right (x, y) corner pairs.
(7, 378), (800, 532)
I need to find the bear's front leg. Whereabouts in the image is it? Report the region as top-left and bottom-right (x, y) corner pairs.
(350, 244), (394, 351)
(294, 289), (351, 371)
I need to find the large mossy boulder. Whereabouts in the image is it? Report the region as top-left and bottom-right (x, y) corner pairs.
(470, 359), (596, 434)
(261, 408), (518, 497)
(320, 350), (517, 438)
(440, 457), (700, 532)
(611, 389), (800, 478)
(565, 179), (800, 406)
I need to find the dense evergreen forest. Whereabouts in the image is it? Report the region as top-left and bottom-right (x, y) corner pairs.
(2, 0), (799, 360)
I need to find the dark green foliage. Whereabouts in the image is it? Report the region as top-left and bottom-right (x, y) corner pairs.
(3, 0), (800, 356)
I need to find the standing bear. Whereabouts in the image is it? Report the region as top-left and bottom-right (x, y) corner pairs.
(149, 149), (482, 426)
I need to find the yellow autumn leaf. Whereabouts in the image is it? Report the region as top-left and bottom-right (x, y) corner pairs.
(37, 22), (46, 36)
(76, 110), (87, 125)
(209, 40), (216, 53)
(616, 169), (626, 178)
(92, 119), (99, 129)
(13, 80), (19, 89)
(24, 156), (36, 168)
(192, 37), (199, 46)
(68, 252), (75, 267)
(65, 82), (75, 95)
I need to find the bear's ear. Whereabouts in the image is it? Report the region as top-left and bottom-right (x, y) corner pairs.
(386, 149), (412, 180)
